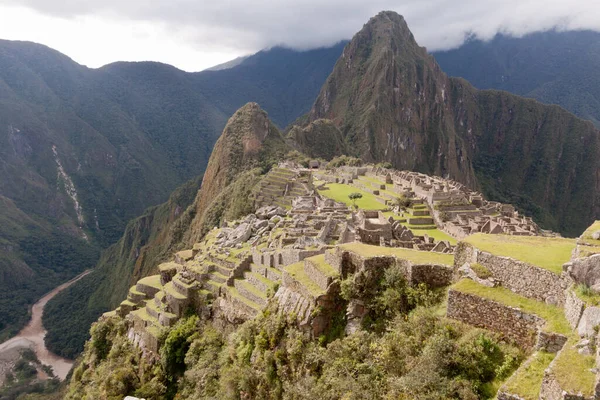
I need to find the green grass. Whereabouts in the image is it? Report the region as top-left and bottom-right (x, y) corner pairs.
(464, 234), (576, 274)
(574, 284), (600, 306)
(502, 351), (555, 400)
(131, 307), (157, 323)
(579, 220), (600, 246)
(163, 282), (187, 300)
(339, 242), (454, 265)
(224, 286), (262, 311)
(552, 337), (596, 396)
(306, 254), (339, 277)
(451, 279), (571, 335)
(381, 212), (458, 245)
(285, 262), (324, 297)
(471, 263), (492, 279)
(137, 275), (163, 290)
(357, 175), (386, 186)
(128, 285), (146, 297)
(317, 183), (386, 210)
(236, 279), (267, 299)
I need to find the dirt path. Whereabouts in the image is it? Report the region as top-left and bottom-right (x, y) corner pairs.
(0, 270), (92, 381)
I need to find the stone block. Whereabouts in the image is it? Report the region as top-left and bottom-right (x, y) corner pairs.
(565, 289), (585, 329)
(578, 306), (600, 337)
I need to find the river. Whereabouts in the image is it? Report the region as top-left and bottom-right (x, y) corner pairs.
(0, 270), (91, 381)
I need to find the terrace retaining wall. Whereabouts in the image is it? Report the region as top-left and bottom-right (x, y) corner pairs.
(447, 289), (543, 349)
(455, 242), (567, 306)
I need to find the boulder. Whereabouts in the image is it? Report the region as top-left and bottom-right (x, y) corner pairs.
(228, 222), (252, 245)
(566, 254), (600, 291)
(577, 306), (600, 337)
(593, 230), (600, 240)
(267, 207), (287, 218)
(253, 219), (269, 231)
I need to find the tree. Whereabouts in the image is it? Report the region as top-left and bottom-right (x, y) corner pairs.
(348, 193), (363, 208)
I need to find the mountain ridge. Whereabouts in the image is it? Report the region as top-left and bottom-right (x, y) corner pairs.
(291, 10), (600, 236)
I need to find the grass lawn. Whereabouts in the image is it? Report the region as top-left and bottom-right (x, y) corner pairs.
(317, 183), (386, 210)
(409, 227), (457, 244)
(502, 351), (555, 400)
(464, 233), (576, 274)
(451, 279), (571, 335)
(339, 242), (454, 265)
(357, 175), (386, 186)
(137, 275), (162, 290)
(285, 261), (323, 297)
(579, 221), (600, 252)
(306, 254), (339, 277)
(551, 336), (596, 396)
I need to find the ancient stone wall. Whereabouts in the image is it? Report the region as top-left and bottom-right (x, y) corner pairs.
(409, 264), (453, 288)
(536, 332), (567, 353)
(565, 288), (585, 329)
(447, 289), (543, 349)
(455, 243), (567, 305)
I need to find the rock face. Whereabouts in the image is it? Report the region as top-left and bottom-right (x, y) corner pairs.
(566, 254), (600, 291)
(292, 10), (600, 236)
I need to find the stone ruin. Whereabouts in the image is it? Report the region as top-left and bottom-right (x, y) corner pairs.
(106, 163), (600, 399)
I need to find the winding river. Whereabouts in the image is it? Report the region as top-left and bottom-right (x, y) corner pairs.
(0, 270), (91, 381)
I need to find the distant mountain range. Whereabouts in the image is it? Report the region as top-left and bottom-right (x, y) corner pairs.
(43, 13), (600, 360)
(3, 21), (600, 357)
(0, 39), (344, 340)
(434, 30), (600, 127)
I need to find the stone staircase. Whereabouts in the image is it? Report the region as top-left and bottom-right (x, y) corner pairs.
(123, 269), (201, 353)
(221, 263), (281, 318)
(255, 168), (309, 209)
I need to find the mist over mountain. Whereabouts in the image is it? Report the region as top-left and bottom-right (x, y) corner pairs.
(433, 29), (600, 127)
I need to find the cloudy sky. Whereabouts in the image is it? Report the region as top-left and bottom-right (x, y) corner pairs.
(0, 0), (598, 72)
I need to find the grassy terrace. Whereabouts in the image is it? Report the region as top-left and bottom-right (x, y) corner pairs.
(579, 220), (600, 246)
(137, 275), (162, 289)
(339, 242), (454, 265)
(551, 337), (596, 396)
(306, 254), (339, 277)
(285, 261), (323, 297)
(464, 234), (576, 274)
(317, 182), (385, 210)
(224, 286), (262, 310)
(451, 279), (571, 335)
(502, 351), (555, 400)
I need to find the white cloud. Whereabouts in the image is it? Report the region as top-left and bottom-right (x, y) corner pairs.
(0, 5), (241, 71)
(0, 0), (599, 71)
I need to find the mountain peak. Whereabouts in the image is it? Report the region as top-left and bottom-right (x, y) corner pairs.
(187, 103), (289, 240)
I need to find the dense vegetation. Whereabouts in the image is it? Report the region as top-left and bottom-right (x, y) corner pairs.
(0, 349), (61, 400)
(434, 30), (600, 127)
(0, 228), (98, 341)
(66, 266), (522, 399)
(43, 177), (202, 358)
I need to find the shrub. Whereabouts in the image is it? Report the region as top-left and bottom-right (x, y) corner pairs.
(471, 263), (492, 279)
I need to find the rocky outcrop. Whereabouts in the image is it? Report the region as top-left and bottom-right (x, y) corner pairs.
(565, 255), (600, 291)
(187, 103), (290, 242)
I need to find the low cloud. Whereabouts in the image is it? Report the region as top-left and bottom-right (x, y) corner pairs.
(2, 0), (599, 56)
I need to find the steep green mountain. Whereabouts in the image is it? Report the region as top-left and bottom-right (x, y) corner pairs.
(291, 11), (600, 236)
(46, 103), (290, 357)
(0, 40), (342, 339)
(433, 30), (600, 127)
(43, 176), (202, 358)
